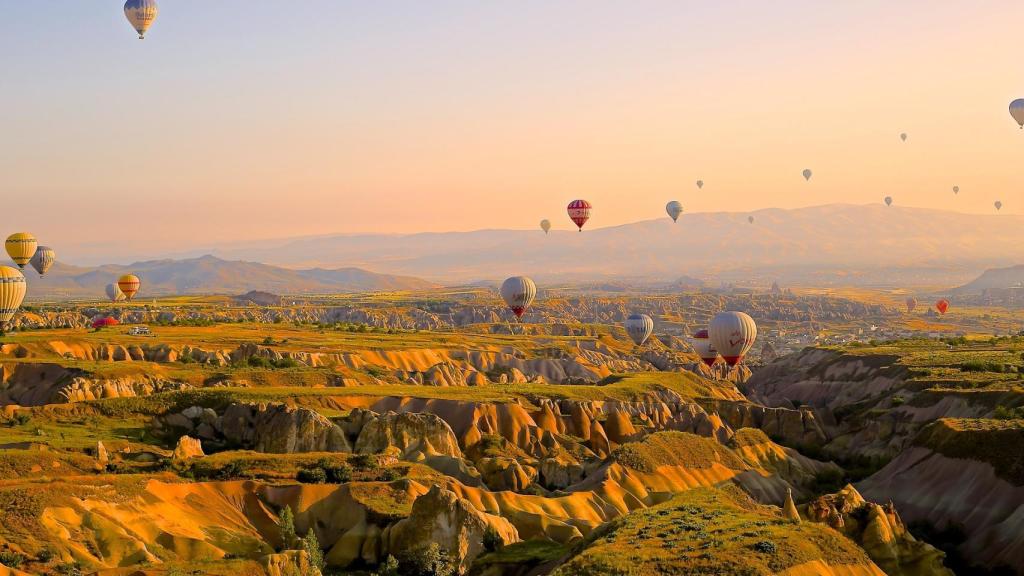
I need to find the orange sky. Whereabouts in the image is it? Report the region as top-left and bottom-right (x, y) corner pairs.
(2, 1), (1023, 262)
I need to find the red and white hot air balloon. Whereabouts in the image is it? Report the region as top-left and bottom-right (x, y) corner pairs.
(935, 299), (949, 315)
(500, 276), (536, 319)
(567, 199), (591, 231)
(691, 329), (720, 367)
(905, 297), (917, 313)
(709, 311), (757, 367)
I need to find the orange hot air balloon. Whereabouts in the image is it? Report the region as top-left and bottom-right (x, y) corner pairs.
(935, 299), (949, 315)
(117, 274), (141, 301)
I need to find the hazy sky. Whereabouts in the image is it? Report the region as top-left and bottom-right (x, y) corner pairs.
(2, 1), (1023, 261)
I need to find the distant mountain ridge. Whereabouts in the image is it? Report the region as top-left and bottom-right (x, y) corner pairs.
(953, 264), (1024, 294)
(181, 204), (1024, 286)
(26, 255), (438, 299)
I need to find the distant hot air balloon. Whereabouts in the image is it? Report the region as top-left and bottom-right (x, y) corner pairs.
(884, 196), (893, 206)
(106, 283), (126, 302)
(625, 313), (654, 346)
(540, 219), (551, 234)
(748, 216), (755, 224)
(709, 311), (757, 367)
(0, 266), (27, 328)
(124, 0), (159, 39)
(995, 200), (1003, 211)
(802, 169), (812, 181)
(118, 274), (141, 301)
(935, 299), (949, 315)
(567, 199), (592, 231)
(905, 297), (917, 313)
(696, 180), (704, 189)
(900, 132), (908, 142)
(691, 329), (719, 367)
(1010, 99), (1024, 129)
(952, 186), (959, 195)
(665, 201), (683, 223)
(5, 233), (37, 269)
(30, 246), (55, 277)
(500, 276), (536, 319)
(91, 317), (120, 329)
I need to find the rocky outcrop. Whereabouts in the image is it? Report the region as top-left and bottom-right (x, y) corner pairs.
(354, 411), (462, 459)
(0, 362), (189, 406)
(385, 485), (519, 574)
(801, 485), (952, 576)
(261, 550), (322, 576)
(221, 403), (351, 453)
(704, 399), (828, 446)
(173, 436), (205, 461)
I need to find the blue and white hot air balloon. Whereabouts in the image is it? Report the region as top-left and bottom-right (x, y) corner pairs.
(124, 0), (159, 39)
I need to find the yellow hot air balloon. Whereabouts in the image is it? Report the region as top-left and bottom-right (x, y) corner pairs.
(118, 274), (141, 301)
(5, 233), (37, 269)
(124, 0), (159, 39)
(0, 266), (27, 329)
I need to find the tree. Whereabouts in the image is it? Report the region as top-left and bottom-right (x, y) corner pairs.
(278, 505), (297, 551)
(302, 529), (324, 572)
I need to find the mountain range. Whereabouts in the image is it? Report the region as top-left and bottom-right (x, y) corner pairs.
(26, 256), (438, 299)
(166, 204), (1024, 286)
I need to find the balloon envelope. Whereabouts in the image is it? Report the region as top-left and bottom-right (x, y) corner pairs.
(709, 311), (757, 367)
(1010, 99), (1024, 128)
(905, 297), (917, 313)
(935, 299), (949, 315)
(92, 317), (120, 329)
(900, 133), (907, 142)
(30, 246), (55, 276)
(665, 201), (683, 222)
(691, 329), (719, 367)
(124, 0), (158, 38)
(696, 180), (704, 189)
(567, 200), (592, 231)
(625, 313), (654, 346)
(500, 276), (536, 318)
(802, 169), (812, 181)
(540, 219), (551, 234)
(0, 266), (27, 327)
(748, 216), (754, 224)
(5, 233), (37, 269)
(884, 196), (893, 206)
(118, 274), (141, 301)
(995, 201), (1003, 211)
(106, 283), (126, 302)
(952, 186), (959, 194)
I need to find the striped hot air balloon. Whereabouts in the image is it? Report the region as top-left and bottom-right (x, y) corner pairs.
(124, 0), (159, 39)
(118, 274), (141, 301)
(5, 233), (37, 269)
(625, 313), (654, 346)
(709, 311), (757, 367)
(30, 246), (55, 276)
(567, 199), (592, 231)
(500, 276), (536, 319)
(106, 283), (126, 302)
(0, 266), (27, 328)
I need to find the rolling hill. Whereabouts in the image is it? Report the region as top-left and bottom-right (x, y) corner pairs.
(23, 255), (439, 299)
(953, 264), (1024, 294)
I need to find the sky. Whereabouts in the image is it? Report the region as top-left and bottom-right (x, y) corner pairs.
(2, 1), (1023, 263)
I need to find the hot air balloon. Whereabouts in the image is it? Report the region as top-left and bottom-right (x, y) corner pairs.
(709, 311), (757, 367)
(905, 297), (917, 313)
(5, 233), (37, 269)
(884, 196), (893, 206)
(995, 201), (1003, 211)
(935, 299), (949, 315)
(625, 314), (654, 346)
(696, 180), (704, 189)
(540, 219), (551, 234)
(1010, 99), (1024, 129)
(567, 200), (591, 231)
(0, 266), (27, 329)
(106, 283), (126, 302)
(802, 169), (812, 181)
(691, 329), (719, 367)
(952, 186), (959, 194)
(118, 274), (141, 301)
(500, 276), (536, 319)
(91, 317), (120, 329)
(900, 132), (908, 142)
(666, 201), (683, 223)
(124, 0), (158, 39)
(30, 246), (55, 277)
(748, 216), (755, 224)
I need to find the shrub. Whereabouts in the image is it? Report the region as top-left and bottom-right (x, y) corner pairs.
(374, 555), (401, 576)
(296, 467), (327, 484)
(350, 454), (377, 470)
(324, 463), (352, 483)
(752, 540), (777, 554)
(302, 530), (325, 571)
(247, 356), (271, 368)
(397, 543), (457, 576)
(482, 526), (504, 553)
(993, 405), (1024, 420)
(0, 551), (25, 568)
(278, 505), (297, 551)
